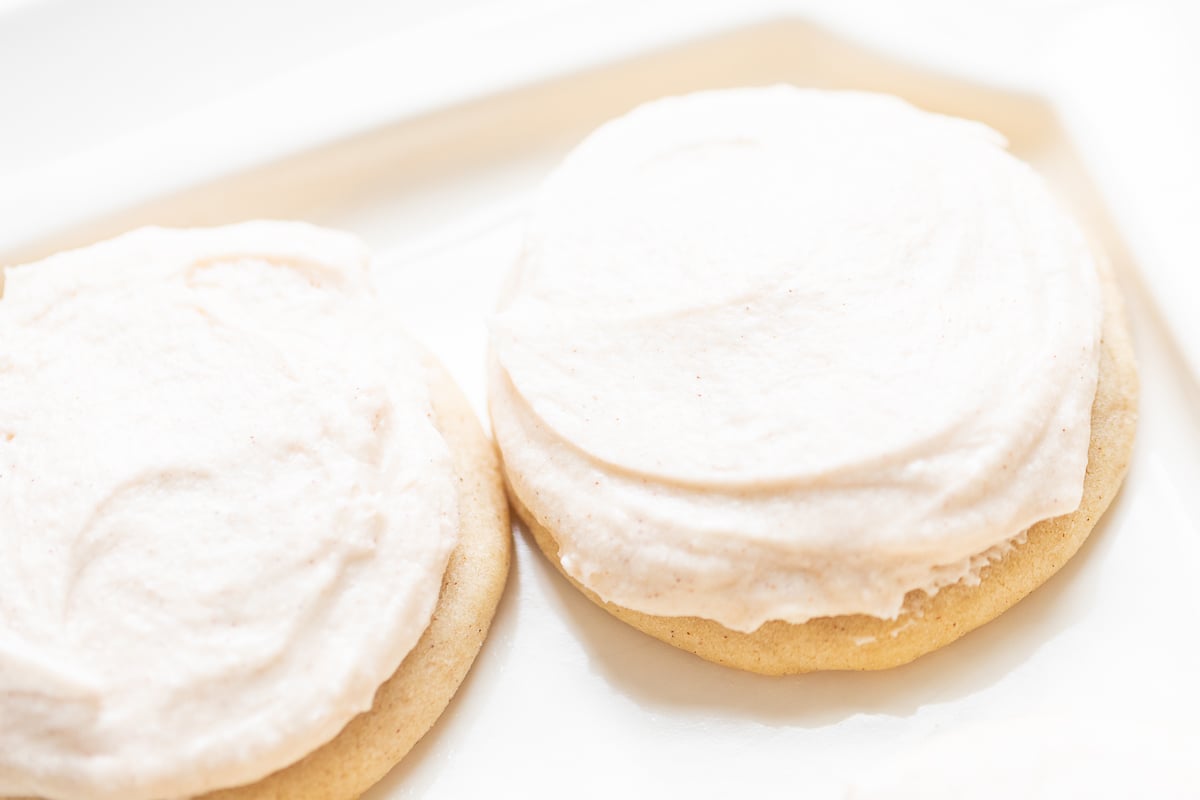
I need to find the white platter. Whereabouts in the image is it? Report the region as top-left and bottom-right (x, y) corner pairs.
(3, 11), (1199, 799)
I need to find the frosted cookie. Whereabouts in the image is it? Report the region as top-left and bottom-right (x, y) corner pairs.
(0, 223), (510, 800)
(489, 87), (1137, 674)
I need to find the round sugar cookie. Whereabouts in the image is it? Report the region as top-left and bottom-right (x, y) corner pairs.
(490, 87), (1138, 674)
(1, 226), (510, 799)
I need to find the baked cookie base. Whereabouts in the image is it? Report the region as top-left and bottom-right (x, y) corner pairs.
(6, 357), (511, 800)
(508, 273), (1137, 675)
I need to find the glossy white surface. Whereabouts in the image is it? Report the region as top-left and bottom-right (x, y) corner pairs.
(1, 8), (1198, 799)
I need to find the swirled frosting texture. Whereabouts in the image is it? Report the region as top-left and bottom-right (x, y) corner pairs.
(0, 222), (458, 800)
(490, 88), (1102, 631)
